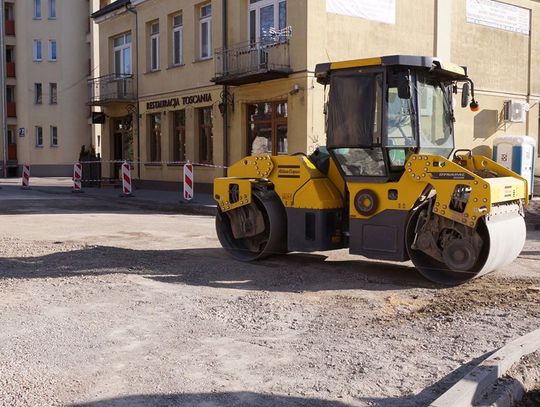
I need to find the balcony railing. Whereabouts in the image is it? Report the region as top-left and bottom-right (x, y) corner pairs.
(213, 38), (292, 86)
(5, 20), (14, 36)
(6, 62), (15, 77)
(87, 73), (136, 106)
(7, 102), (16, 117)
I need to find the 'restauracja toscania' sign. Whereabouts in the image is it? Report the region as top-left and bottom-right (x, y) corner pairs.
(146, 93), (213, 110)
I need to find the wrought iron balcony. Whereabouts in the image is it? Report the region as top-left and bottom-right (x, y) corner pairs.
(213, 38), (292, 86)
(87, 73), (136, 106)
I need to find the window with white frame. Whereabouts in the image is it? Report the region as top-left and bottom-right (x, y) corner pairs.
(172, 14), (183, 66)
(49, 40), (57, 61)
(113, 33), (132, 75)
(248, 0), (287, 42)
(33, 40), (42, 61)
(49, 83), (57, 104)
(50, 126), (58, 146)
(48, 0), (56, 19)
(149, 21), (160, 71)
(33, 0), (41, 19)
(35, 126), (43, 147)
(199, 4), (212, 59)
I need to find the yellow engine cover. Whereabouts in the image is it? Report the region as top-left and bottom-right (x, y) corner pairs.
(214, 155), (344, 212)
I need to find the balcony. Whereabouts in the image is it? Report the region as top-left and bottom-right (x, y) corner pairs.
(212, 38), (292, 86)
(7, 102), (16, 117)
(6, 62), (15, 77)
(87, 74), (136, 106)
(5, 20), (14, 36)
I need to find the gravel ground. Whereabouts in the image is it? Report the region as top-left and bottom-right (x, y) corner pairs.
(511, 351), (540, 407)
(0, 191), (540, 407)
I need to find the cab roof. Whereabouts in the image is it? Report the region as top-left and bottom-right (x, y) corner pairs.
(315, 55), (468, 84)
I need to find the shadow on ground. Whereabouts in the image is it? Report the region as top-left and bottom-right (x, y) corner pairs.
(0, 185), (214, 216)
(0, 245), (438, 292)
(66, 351), (496, 407)
(357, 351), (494, 407)
(70, 392), (352, 407)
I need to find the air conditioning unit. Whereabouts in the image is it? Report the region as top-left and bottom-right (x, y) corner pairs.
(504, 100), (529, 123)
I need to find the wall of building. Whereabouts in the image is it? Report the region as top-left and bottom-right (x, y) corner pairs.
(9, 0), (91, 176)
(92, 0), (540, 190)
(306, 0), (540, 172)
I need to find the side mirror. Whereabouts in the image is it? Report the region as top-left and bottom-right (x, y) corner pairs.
(398, 79), (411, 99)
(461, 82), (470, 108)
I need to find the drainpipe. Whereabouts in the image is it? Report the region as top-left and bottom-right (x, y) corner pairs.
(126, 3), (140, 180)
(0, 0), (7, 178)
(222, 0), (229, 176)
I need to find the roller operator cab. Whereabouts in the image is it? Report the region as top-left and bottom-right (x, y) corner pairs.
(214, 55), (528, 285)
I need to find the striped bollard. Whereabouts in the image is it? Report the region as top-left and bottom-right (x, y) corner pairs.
(183, 162), (193, 201)
(72, 162), (83, 193)
(121, 161), (134, 197)
(21, 164), (30, 189)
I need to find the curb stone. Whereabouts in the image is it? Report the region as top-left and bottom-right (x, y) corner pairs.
(430, 328), (540, 407)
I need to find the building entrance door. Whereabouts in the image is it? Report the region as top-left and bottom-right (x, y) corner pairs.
(112, 116), (133, 179)
(7, 128), (16, 161)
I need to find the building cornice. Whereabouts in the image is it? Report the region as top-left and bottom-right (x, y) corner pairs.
(91, 0), (131, 23)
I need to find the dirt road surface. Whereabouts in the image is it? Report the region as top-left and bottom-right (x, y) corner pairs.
(0, 186), (539, 407)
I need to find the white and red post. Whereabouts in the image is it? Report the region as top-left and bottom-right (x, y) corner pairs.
(21, 164), (30, 189)
(121, 161), (133, 197)
(183, 162), (193, 201)
(72, 162), (83, 193)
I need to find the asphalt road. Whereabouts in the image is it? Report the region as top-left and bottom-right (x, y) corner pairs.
(0, 184), (539, 407)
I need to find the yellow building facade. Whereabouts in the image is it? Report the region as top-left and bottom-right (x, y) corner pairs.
(90, 0), (540, 191)
(0, 0), (93, 177)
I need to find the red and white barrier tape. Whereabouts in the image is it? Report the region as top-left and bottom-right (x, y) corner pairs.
(73, 160), (228, 169)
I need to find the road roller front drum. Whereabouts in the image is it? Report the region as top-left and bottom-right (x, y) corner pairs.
(216, 189), (287, 261)
(406, 200), (526, 285)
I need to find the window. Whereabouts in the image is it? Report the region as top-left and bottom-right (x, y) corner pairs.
(333, 148), (386, 176)
(198, 107), (213, 163)
(50, 126), (58, 146)
(113, 33), (132, 75)
(34, 83), (42, 104)
(34, 40), (42, 61)
(199, 4), (212, 59)
(172, 14), (183, 66)
(171, 110), (186, 162)
(5, 3), (14, 21)
(49, 83), (57, 104)
(327, 72), (383, 147)
(149, 21), (160, 71)
(33, 0), (41, 19)
(247, 101), (288, 155)
(48, 0), (56, 18)
(417, 77), (454, 158)
(6, 47), (14, 63)
(6, 86), (15, 103)
(35, 126), (43, 147)
(249, 0), (287, 42)
(148, 113), (161, 162)
(49, 40), (57, 61)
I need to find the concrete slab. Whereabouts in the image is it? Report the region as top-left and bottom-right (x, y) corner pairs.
(430, 329), (540, 407)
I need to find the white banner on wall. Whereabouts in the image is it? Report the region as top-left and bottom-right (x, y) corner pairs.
(326, 0), (396, 25)
(466, 0), (530, 35)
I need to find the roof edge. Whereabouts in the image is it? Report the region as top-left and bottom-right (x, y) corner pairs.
(91, 0), (131, 20)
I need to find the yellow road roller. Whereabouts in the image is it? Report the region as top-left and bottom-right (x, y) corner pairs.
(214, 55), (528, 285)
